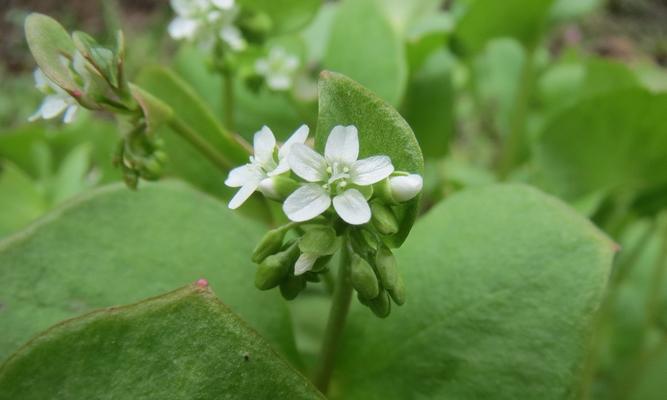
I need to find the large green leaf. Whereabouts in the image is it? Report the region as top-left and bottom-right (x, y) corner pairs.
(0, 182), (297, 364)
(239, 0), (321, 34)
(0, 162), (46, 238)
(0, 285), (323, 399)
(323, 0), (407, 106)
(452, 0), (556, 56)
(332, 184), (615, 399)
(535, 89), (667, 200)
(316, 71), (424, 247)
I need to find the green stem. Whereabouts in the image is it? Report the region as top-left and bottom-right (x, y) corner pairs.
(168, 117), (233, 172)
(223, 70), (236, 132)
(498, 47), (536, 179)
(313, 239), (354, 394)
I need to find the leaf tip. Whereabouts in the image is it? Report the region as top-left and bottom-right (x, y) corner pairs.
(195, 278), (209, 289)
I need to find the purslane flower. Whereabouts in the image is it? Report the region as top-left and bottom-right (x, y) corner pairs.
(255, 47), (300, 91)
(168, 0), (246, 51)
(284, 125), (394, 225)
(225, 124), (309, 209)
(29, 53), (88, 124)
(389, 174), (423, 202)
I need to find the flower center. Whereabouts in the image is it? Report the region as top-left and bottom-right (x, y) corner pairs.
(323, 162), (350, 194)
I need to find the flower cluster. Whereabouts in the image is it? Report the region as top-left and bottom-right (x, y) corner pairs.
(225, 124), (422, 316)
(168, 0), (246, 51)
(254, 47), (300, 91)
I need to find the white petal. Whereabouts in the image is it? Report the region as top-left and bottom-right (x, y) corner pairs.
(325, 125), (359, 164)
(225, 164), (257, 187)
(278, 124), (310, 160)
(332, 189), (371, 225)
(283, 184), (331, 222)
(33, 69), (48, 92)
(253, 126), (276, 166)
(294, 253), (318, 276)
(288, 144), (328, 182)
(220, 26), (246, 50)
(39, 96), (69, 119)
(267, 75), (291, 91)
(350, 155), (394, 186)
(212, 0), (235, 9)
(389, 174), (423, 202)
(258, 177), (279, 199)
(228, 181), (260, 209)
(63, 105), (78, 124)
(168, 17), (199, 39)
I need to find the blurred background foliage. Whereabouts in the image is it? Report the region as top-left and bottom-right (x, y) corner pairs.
(1, 0), (667, 399)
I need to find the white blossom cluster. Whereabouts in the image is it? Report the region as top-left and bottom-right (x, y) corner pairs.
(168, 0), (246, 51)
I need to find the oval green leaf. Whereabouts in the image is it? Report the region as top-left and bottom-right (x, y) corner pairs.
(315, 71), (424, 247)
(239, 0), (321, 34)
(0, 182), (298, 364)
(332, 184), (615, 399)
(0, 284), (323, 399)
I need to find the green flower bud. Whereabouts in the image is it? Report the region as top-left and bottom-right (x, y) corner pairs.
(368, 290), (391, 318)
(280, 274), (306, 300)
(258, 175), (299, 201)
(299, 226), (340, 256)
(252, 226), (288, 263)
(140, 158), (162, 180)
(388, 272), (406, 306)
(370, 202), (399, 235)
(350, 254), (379, 300)
(375, 245), (398, 285)
(254, 243), (298, 290)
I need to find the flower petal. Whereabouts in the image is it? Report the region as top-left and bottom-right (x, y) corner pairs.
(168, 17), (199, 39)
(63, 105), (78, 124)
(350, 155), (394, 185)
(283, 184), (331, 222)
(278, 124), (309, 159)
(228, 181), (260, 209)
(389, 174), (423, 202)
(220, 26), (246, 50)
(325, 125), (359, 164)
(294, 253), (318, 276)
(39, 96), (69, 119)
(332, 189), (371, 225)
(288, 143), (328, 182)
(253, 126), (276, 165)
(225, 164), (258, 187)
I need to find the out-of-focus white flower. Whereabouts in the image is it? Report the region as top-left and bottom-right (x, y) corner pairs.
(29, 53), (89, 124)
(255, 47), (300, 91)
(168, 0), (246, 51)
(284, 125), (394, 225)
(225, 125), (309, 209)
(389, 174), (423, 202)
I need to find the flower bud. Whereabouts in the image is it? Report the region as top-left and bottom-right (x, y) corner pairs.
(280, 274), (306, 300)
(259, 176), (299, 200)
(388, 272), (406, 306)
(368, 290), (391, 318)
(252, 227), (287, 263)
(389, 174), (423, 202)
(350, 254), (380, 300)
(375, 246), (398, 290)
(254, 243), (298, 290)
(370, 202), (399, 235)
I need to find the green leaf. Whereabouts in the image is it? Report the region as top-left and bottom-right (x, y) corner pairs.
(402, 49), (454, 158)
(316, 71), (424, 247)
(50, 144), (92, 205)
(239, 0), (321, 34)
(0, 182), (298, 364)
(24, 13), (79, 95)
(129, 83), (173, 133)
(452, 0), (556, 56)
(0, 285), (324, 399)
(323, 0), (407, 106)
(0, 162), (46, 238)
(332, 184), (615, 399)
(536, 89), (667, 200)
(549, 0), (602, 22)
(373, 0), (444, 34)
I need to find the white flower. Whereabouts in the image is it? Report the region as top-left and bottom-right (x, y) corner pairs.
(283, 125), (394, 225)
(29, 53), (88, 124)
(389, 174), (423, 202)
(225, 124), (309, 209)
(255, 47), (300, 91)
(168, 0), (246, 51)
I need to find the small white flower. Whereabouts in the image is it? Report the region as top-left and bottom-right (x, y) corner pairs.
(255, 47), (300, 91)
(389, 174), (423, 202)
(168, 0), (246, 51)
(283, 125), (394, 225)
(225, 124), (309, 209)
(29, 53), (89, 124)
(294, 253), (318, 276)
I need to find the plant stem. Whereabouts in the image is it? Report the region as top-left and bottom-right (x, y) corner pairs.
(168, 116), (233, 172)
(223, 70), (236, 132)
(498, 47), (535, 179)
(313, 239), (354, 394)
